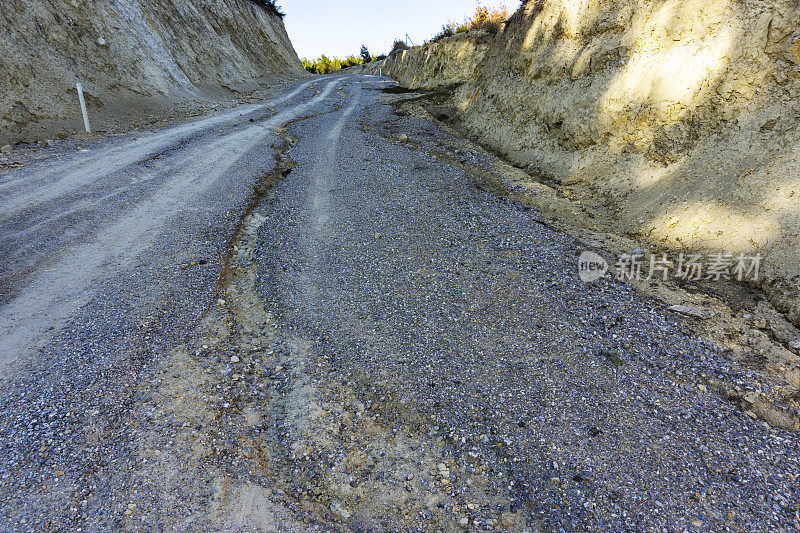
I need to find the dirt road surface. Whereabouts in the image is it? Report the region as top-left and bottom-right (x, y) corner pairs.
(0, 76), (797, 531)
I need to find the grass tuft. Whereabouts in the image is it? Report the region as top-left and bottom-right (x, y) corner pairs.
(245, 0), (285, 19)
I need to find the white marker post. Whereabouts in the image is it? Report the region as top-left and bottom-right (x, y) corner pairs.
(76, 82), (91, 133)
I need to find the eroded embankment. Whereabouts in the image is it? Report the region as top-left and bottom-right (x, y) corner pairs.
(0, 0), (308, 144)
(361, 0), (800, 330)
(376, 87), (800, 431)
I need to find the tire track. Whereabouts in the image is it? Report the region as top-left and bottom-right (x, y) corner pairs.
(0, 78), (342, 372)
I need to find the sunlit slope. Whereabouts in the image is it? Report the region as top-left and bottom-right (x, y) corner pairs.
(374, 0), (800, 323)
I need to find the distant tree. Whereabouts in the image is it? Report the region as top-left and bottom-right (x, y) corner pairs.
(341, 55), (362, 68)
(468, 3), (508, 33)
(302, 52), (372, 75)
(360, 45), (371, 63)
(312, 55), (331, 74)
(391, 40), (409, 52)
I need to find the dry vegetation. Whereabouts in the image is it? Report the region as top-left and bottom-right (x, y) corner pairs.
(430, 3), (510, 43)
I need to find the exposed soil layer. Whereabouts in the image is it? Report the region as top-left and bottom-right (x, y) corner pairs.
(355, 0), (800, 331)
(0, 0), (308, 145)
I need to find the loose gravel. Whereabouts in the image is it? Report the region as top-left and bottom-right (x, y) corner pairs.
(0, 79), (331, 530)
(253, 76), (800, 531)
(1, 74), (798, 531)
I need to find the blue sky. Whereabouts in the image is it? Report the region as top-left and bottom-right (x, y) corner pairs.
(280, 0), (512, 60)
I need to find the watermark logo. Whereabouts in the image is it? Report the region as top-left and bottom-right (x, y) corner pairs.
(578, 250), (762, 283)
(578, 251), (609, 282)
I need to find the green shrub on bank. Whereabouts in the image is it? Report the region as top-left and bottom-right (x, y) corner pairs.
(392, 40), (409, 52)
(245, 0), (284, 18)
(302, 52), (373, 75)
(429, 3), (509, 43)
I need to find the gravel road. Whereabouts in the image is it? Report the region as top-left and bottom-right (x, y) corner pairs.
(0, 77), (330, 368)
(0, 74), (798, 531)
(253, 76), (800, 531)
(0, 78), (339, 529)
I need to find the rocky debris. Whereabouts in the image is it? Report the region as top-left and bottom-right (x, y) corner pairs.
(4, 75), (799, 531)
(1, 144), (12, 155)
(791, 338), (800, 350)
(426, 106), (457, 122)
(667, 305), (716, 320)
(456, 149), (474, 164)
(329, 500), (352, 520)
(500, 511), (519, 527)
(0, 78), (329, 530)
(599, 349), (624, 366)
